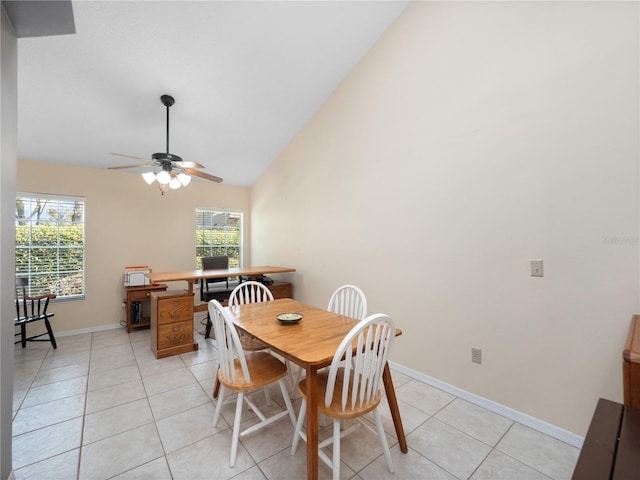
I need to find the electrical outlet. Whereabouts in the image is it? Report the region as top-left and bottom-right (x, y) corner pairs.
(472, 347), (482, 364)
(530, 259), (543, 277)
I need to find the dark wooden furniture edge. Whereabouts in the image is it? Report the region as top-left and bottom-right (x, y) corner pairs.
(623, 315), (640, 408)
(614, 404), (640, 479)
(572, 398), (640, 480)
(623, 315), (640, 363)
(572, 398), (622, 479)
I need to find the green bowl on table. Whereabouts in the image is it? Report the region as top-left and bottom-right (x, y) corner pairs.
(276, 312), (303, 325)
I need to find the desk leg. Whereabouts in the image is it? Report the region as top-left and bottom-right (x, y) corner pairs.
(306, 366), (319, 480)
(383, 363), (408, 453)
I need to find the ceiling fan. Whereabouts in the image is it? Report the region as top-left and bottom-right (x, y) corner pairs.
(109, 94), (223, 193)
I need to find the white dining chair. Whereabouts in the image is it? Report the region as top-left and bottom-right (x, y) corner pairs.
(327, 284), (367, 319)
(229, 281), (274, 351)
(209, 299), (297, 467)
(292, 284), (368, 393)
(291, 313), (396, 480)
(213, 281), (274, 399)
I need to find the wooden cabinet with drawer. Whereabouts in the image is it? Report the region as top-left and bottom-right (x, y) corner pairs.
(150, 290), (197, 358)
(266, 281), (292, 300)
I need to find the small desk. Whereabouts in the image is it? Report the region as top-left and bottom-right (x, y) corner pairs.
(147, 265), (296, 294)
(224, 298), (407, 480)
(124, 283), (168, 333)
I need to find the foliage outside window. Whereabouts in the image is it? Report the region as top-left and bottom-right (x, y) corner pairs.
(196, 208), (242, 269)
(15, 193), (85, 299)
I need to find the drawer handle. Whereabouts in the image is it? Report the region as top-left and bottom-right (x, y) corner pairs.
(172, 326), (180, 332)
(146, 292), (150, 297)
(166, 333), (188, 345)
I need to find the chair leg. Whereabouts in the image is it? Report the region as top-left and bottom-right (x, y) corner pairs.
(20, 324), (27, 348)
(332, 419), (341, 480)
(264, 385), (272, 405)
(374, 408), (394, 473)
(213, 377), (221, 398)
(291, 365), (303, 398)
(291, 399), (306, 454)
(212, 384), (225, 427)
(45, 318), (57, 349)
(278, 378), (297, 427)
(204, 314), (212, 339)
(230, 391), (244, 467)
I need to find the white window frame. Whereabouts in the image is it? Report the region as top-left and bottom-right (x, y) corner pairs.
(15, 192), (86, 300)
(195, 207), (243, 269)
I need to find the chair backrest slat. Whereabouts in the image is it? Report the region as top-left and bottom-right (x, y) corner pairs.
(15, 279), (53, 320)
(325, 313), (395, 412)
(229, 281), (274, 306)
(327, 284), (367, 320)
(208, 299), (251, 384)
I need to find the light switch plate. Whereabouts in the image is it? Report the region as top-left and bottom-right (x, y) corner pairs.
(530, 259), (543, 277)
(472, 348), (482, 364)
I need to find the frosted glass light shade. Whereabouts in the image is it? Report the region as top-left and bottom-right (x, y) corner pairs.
(169, 177), (181, 189)
(156, 170), (171, 185)
(177, 173), (191, 186)
(142, 172), (156, 184)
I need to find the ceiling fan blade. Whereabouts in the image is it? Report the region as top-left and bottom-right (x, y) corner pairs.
(185, 168), (223, 183)
(110, 152), (150, 161)
(174, 160), (205, 169)
(108, 163), (153, 170)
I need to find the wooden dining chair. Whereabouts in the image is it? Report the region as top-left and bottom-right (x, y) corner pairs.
(291, 313), (396, 480)
(327, 284), (368, 320)
(292, 284), (369, 392)
(212, 281), (274, 399)
(14, 277), (57, 349)
(229, 280), (274, 307)
(209, 299), (296, 467)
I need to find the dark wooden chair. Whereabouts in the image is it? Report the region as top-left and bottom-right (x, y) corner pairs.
(199, 255), (229, 338)
(200, 255), (229, 294)
(15, 278), (57, 349)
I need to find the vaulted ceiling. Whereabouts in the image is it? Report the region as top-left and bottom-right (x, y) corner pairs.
(12, 1), (408, 186)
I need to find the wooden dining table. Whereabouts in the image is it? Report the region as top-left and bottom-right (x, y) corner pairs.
(224, 298), (407, 480)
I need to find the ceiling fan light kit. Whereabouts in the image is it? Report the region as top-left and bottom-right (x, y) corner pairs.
(142, 171), (156, 185)
(109, 94), (223, 195)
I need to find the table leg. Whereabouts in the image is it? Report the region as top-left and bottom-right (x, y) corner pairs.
(383, 363), (408, 453)
(306, 365), (319, 480)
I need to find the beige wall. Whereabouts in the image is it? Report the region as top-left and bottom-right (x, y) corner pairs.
(250, 1), (640, 435)
(18, 159), (250, 333)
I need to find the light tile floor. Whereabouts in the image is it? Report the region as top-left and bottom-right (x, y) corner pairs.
(12, 326), (580, 480)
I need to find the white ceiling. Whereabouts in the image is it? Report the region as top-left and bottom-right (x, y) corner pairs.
(16, 1), (408, 187)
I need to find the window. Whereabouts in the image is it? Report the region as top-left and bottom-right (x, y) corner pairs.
(15, 193), (85, 299)
(195, 208), (242, 269)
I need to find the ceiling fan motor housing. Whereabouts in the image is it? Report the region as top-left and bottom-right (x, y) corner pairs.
(152, 152), (183, 163)
(160, 95), (175, 107)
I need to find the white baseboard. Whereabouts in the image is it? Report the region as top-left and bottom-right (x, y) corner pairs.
(55, 322), (122, 338)
(388, 361), (584, 449)
(50, 325), (583, 448)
